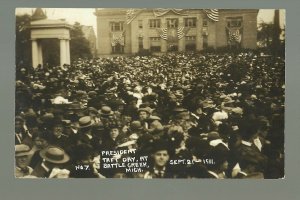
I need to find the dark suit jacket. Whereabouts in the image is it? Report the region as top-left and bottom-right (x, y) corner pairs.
(31, 163), (51, 178)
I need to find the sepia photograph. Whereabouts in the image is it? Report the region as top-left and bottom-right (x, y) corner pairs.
(15, 8), (285, 179)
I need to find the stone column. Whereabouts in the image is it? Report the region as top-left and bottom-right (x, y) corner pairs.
(60, 39), (67, 67)
(196, 14), (203, 51)
(66, 39), (70, 64)
(161, 18), (167, 53)
(37, 40), (43, 66)
(178, 18), (185, 52)
(31, 39), (39, 68)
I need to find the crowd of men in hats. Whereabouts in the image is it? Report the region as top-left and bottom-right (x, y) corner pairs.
(15, 51), (284, 178)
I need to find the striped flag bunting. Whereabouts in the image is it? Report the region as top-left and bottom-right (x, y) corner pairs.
(126, 9), (146, 24)
(177, 26), (190, 39)
(157, 27), (168, 40)
(203, 9), (219, 22)
(126, 9), (136, 24)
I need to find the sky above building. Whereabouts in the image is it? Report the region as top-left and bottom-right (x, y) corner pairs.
(16, 8), (286, 37)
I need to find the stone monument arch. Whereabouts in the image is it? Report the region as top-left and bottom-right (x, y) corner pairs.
(30, 8), (71, 68)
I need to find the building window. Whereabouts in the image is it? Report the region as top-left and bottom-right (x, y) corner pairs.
(138, 37), (143, 50)
(186, 44), (196, 51)
(226, 17), (243, 28)
(185, 18), (196, 27)
(167, 18), (178, 28)
(168, 44), (178, 52)
(150, 46), (161, 52)
(112, 44), (124, 54)
(203, 35), (208, 49)
(185, 36), (196, 41)
(203, 19), (208, 27)
(111, 22), (124, 32)
(149, 19), (161, 28)
(150, 37), (161, 41)
(138, 20), (143, 29)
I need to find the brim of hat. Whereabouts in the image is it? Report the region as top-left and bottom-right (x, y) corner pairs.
(79, 121), (95, 128)
(203, 105), (216, 109)
(15, 152), (31, 157)
(39, 149), (70, 164)
(130, 127), (143, 131)
(99, 111), (114, 116)
(223, 100), (235, 104)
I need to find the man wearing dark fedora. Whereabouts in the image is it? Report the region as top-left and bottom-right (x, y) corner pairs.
(47, 118), (70, 150)
(204, 143), (229, 179)
(144, 139), (174, 179)
(15, 116), (33, 147)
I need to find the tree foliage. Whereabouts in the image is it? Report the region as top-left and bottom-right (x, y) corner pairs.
(257, 21), (285, 56)
(16, 14), (32, 69)
(70, 22), (92, 62)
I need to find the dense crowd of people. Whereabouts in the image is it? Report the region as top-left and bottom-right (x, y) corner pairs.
(15, 51), (284, 178)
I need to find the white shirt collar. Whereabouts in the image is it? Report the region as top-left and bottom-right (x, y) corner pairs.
(208, 170), (219, 179)
(41, 162), (50, 172)
(241, 140), (252, 146)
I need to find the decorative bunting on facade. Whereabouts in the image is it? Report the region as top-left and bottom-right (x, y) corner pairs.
(153, 8), (188, 17)
(157, 27), (168, 40)
(203, 9), (219, 22)
(177, 26), (190, 39)
(126, 9), (136, 24)
(126, 8), (146, 24)
(111, 32), (125, 46)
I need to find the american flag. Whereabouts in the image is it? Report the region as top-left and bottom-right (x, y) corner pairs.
(111, 32), (125, 46)
(126, 9), (136, 24)
(203, 9), (219, 22)
(229, 29), (241, 43)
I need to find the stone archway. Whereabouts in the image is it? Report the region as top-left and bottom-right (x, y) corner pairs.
(30, 17), (72, 68)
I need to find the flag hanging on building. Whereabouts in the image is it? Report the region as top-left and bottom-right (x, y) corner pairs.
(157, 26), (190, 40)
(203, 9), (219, 22)
(227, 28), (242, 43)
(111, 32), (125, 46)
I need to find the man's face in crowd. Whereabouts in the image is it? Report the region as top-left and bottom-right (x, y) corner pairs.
(109, 128), (119, 140)
(139, 111), (149, 121)
(220, 160), (229, 172)
(80, 155), (93, 165)
(93, 155), (101, 170)
(16, 155), (29, 169)
(15, 120), (23, 133)
(153, 150), (169, 167)
(34, 137), (48, 149)
(122, 115), (132, 124)
(53, 125), (63, 138)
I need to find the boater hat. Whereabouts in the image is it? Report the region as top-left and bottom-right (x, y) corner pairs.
(15, 144), (31, 157)
(78, 116), (94, 128)
(98, 106), (114, 116)
(39, 146), (70, 164)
